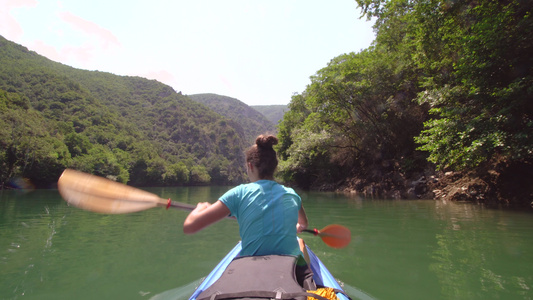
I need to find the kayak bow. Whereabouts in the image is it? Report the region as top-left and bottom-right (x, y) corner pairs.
(189, 241), (350, 300)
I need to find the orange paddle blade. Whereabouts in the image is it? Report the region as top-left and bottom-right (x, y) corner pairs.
(317, 224), (352, 249)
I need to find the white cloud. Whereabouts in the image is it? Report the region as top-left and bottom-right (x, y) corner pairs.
(0, 0), (38, 40)
(2, 0), (375, 105)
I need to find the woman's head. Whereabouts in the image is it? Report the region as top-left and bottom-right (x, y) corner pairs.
(245, 134), (278, 179)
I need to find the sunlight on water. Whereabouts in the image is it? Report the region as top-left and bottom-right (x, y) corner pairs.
(149, 279), (204, 300)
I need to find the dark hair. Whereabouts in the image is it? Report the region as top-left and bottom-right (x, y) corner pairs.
(246, 134), (278, 179)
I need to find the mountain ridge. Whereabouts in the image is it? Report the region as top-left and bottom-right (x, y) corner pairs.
(0, 35), (253, 187)
(189, 93), (276, 143)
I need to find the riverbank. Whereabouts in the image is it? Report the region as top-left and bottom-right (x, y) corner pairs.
(335, 160), (533, 209)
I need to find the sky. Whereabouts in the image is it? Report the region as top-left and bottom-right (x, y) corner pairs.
(0, 0), (375, 106)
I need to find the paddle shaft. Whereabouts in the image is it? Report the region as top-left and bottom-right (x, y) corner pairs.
(57, 169), (348, 246)
(303, 228), (340, 238)
(303, 228), (320, 235)
(166, 200), (196, 211)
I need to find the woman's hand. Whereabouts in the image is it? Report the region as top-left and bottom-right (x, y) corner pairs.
(192, 202), (211, 213)
(296, 222), (307, 233)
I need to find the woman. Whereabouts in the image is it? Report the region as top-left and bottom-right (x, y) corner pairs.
(183, 134), (308, 256)
(183, 135), (313, 288)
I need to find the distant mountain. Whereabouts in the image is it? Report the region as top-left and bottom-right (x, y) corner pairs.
(251, 105), (288, 125)
(0, 35), (247, 188)
(189, 93), (275, 144)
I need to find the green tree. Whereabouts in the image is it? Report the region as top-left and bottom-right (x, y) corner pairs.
(0, 90), (70, 187)
(163, 162), (190, 185)
(70, 145), (127, 183)
(64, 132), (92, 157)
(0, 35), (250, 187)
(408, 0), (533, 170)
(353, 0), (532, 173)
(278, 45), (426, 187)
(189, 165), (211, 185)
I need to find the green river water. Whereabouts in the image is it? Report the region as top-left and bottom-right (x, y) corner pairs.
(1, 187), (532, 300)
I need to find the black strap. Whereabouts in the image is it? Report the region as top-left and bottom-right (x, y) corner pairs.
(197, 290), (330, 300)
(331, 288), (352, 300)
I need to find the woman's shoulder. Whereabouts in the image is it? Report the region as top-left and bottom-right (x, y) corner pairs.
(226, 182), (261, 195)
(271, 182), (300, 198)
(233, 181), (299, 196)
(273, 182), (296, 192)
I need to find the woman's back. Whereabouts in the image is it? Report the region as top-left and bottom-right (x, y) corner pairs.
(183, 134), (309, 259)
(220, 180), (301, 256)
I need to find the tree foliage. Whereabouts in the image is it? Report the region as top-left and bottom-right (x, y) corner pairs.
(251, 105), (288, 126)
(278, 46), (427, 188)
(411, 0), (533, 170)
(278, 0), (532, 190)
(189, 93), (275, 143)
(0, 35), (251, 188)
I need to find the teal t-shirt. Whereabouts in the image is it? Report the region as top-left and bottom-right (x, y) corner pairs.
(219, 180), (302, 257)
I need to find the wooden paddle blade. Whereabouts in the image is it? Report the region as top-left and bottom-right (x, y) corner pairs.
(58, 169), (164, 214)
(318, 224), (352, 249)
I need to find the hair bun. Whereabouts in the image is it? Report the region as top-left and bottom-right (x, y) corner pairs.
(256, 134), (278, 149)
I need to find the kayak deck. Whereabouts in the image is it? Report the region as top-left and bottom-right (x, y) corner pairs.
(188, 241), (349, 300)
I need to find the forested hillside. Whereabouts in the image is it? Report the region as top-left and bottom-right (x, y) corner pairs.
(189, 93), (275, 143)
(278, 0), (533, 207)
(0, 35), (248, 188)
(1, 0), (531, 208)
(251, 105), (288, 126)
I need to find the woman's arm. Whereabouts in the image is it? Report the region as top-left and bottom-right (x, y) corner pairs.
(183, 200), (231, 234)
(296, 205), (308, 233)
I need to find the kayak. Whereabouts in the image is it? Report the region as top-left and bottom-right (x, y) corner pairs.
(188, 241), (350, 300)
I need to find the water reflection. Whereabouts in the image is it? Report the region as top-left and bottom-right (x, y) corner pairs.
(430, 201), (532, 299)
(149, 279), (203, 300)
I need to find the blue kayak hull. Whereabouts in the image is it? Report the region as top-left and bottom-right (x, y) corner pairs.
(189, 241), (349, 300)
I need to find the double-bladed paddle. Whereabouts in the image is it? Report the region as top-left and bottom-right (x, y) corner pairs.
(57, 169), (351, 248)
